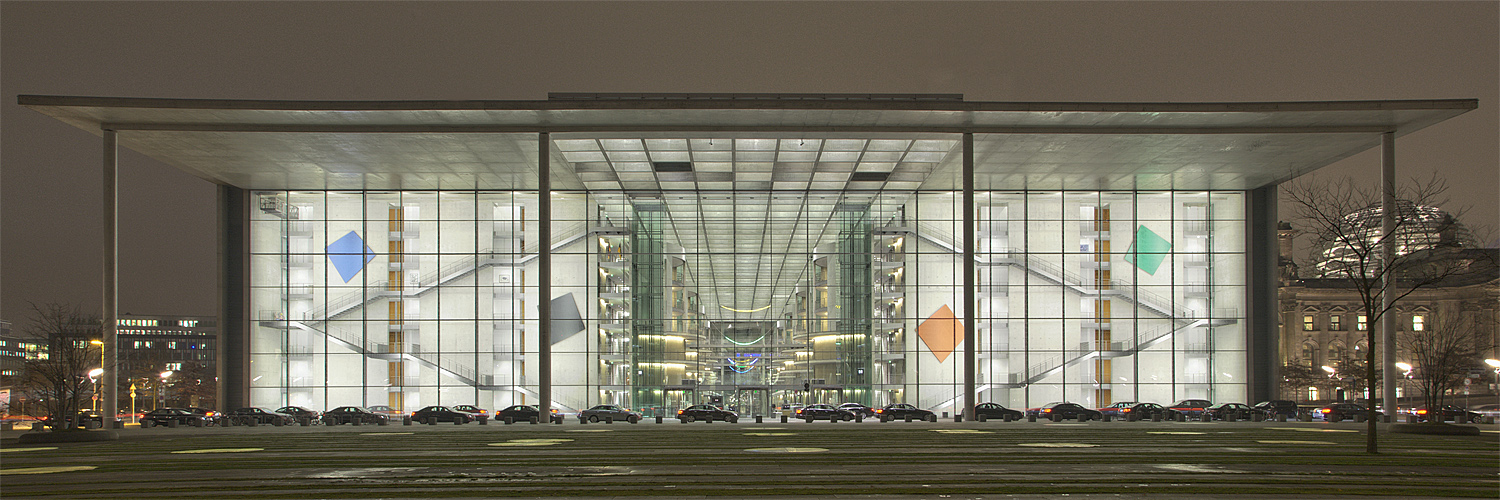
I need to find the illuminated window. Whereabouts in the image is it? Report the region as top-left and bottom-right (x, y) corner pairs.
(179, 320), (198, 327)
(1412, 315), (1425, 332)
(1302, 315), (1315, 331)
(1329, 315), (1342, 331)
(1357, 315), (1368, 331)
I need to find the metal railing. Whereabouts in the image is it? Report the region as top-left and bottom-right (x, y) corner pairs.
(914, 222), (1197, 320)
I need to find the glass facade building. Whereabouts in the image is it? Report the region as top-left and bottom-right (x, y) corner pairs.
(247, 137), (1248, 416)
(22, 93), (1475, 417)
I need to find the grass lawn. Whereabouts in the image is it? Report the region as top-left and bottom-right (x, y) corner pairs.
(3, 421), (1496, 498)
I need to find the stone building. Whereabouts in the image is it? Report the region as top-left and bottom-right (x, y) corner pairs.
(1278, 209), (1500, 403)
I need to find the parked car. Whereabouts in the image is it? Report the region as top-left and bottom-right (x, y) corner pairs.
(973, 402), (1023, 421)
(321, 406), (389, 425)
(367, 405), (404, 418)
(837, 403), (877, 419)
(43, 410), (103, 429)
(182, 407), (219, 422)
(1097, 401), (1137, 419)
(578, 404), (641, 423)
(1252, 400), (1302, 419)
(678, 404), (738, 423)
(1413, 405), (1483, 423)
(779, 404), (805, 417)
(1470, 403), (1500, 419)
(1205, 403), (1255, 420)
(275, 406), (322, 423)
(876, 403), (936, 422)
(225, 407), (294, 426)
(795, 404), (856, 421)
(1120, 402), (1178, 420)
(411, 405), (474, 424)
(140, 408), (209, 428)
(1168, 399), (1213, 418)
(495, 404), (559, 423)
(451, 405), (489, 421)
(1026, 402), (1104, 421)
(1313, 402), (1368, 421)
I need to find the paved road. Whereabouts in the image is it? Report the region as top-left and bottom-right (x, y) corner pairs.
(3, 419), (1496, 499)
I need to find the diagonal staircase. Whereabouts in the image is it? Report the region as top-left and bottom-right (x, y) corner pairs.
(259, 222), (592, 411)
(896, 222), (1237, 391)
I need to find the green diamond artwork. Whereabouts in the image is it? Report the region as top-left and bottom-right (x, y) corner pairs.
(1124, 225), (1171, 275)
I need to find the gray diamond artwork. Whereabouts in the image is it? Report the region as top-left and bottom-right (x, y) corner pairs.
(550, 292), (585, 344)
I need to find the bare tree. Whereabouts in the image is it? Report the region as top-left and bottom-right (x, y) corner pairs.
(170, 362), (217, 409)
(1399, 312), (1485, 421)
(1283, 174), (1482, 453)
(19, 303), (102, 431)
(1278, 359), (1322, 401)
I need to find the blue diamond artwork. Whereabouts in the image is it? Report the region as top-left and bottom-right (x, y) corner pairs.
(327, 231), (377, 283)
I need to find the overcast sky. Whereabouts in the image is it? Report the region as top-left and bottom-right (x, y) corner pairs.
(2, 1), (1495, 321)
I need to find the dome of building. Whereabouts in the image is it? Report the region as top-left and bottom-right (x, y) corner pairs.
(1313, 200), (1476, 277)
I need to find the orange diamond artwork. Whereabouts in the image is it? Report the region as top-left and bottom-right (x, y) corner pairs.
(917, 305), (964, 363)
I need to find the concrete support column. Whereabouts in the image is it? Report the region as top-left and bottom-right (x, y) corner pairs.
(538, 132), (552, 416)
(218, 186), (250, 410)
(1380, 131), (1397, 417)
(962, 132), (976, 421)
(1246, 186), (1279, 403)
(102, 129), (118, 427)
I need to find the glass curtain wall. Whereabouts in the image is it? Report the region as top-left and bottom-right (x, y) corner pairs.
(246, 133), (1248, 416)
(249, 190), (543, 412)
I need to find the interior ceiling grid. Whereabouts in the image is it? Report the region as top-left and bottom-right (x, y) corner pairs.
(561, 137), (951, 318)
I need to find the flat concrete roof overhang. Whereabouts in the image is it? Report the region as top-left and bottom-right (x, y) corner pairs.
(19, 95), (1476, 191)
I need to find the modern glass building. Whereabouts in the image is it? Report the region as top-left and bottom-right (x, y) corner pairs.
(21, 93), (1475, 418)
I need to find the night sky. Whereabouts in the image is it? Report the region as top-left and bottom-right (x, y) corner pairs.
(2, 2), (1496, 321)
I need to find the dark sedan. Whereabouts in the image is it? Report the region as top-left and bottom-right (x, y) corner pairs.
(183, 407), (219, 419)
(321, 406), (389, 425)
(224, 407), (294, 426)
(1414, 405), (1483, 423)
(974, 402), (1023, 421)
(678, 404), (738, 423)
(837, 402), (877, 419)
(275, 406), (321, 423)
(452, 405), (488, 420)
(796, 404), (856, 421)
(1314, 402), (1368, 421)
(1252, 400), (1302, 419)
(411, 405), (474, 424)
(1206, 403), (1255, 420)
(368, 405), (404, 418)
(140, 408), (209, 428)
(578, 404), (641, 423)
(876, 403), (936, 422)
(1168, 399), (1212, 418)
(43, 410), (104, 429)
(496, 404), (560, 423)
(1026, 402), (1104, 421)
(1120, 402), (1179, 421)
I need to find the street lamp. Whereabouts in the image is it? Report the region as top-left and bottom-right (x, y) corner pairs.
(1485, 359), (1500, 395)
(87, 368), (104, 411)
(89, 340), (104, 413)
(159, 371), (174, 409)
(1395, 362), (1413, 407)
(1321, 366), (1338, 401)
